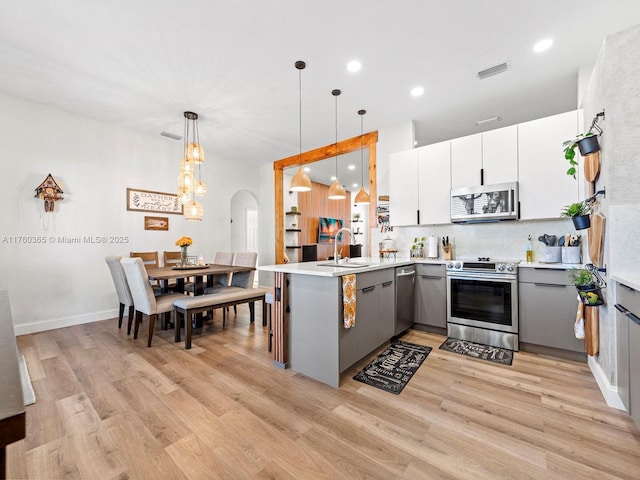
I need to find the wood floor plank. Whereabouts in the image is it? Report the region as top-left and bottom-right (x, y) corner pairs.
(7, 316), (640, 480)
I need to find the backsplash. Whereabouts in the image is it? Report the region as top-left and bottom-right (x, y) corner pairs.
(372, 218), (583, 262)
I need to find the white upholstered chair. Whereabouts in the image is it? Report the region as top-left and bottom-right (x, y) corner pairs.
(202, 251), (235, 294)
(120, 257), (184, 347)
(207, 252), (258, 320)
(105, 255), (135, 334)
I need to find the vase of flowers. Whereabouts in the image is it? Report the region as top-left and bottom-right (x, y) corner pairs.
(175, 236), (193, 266)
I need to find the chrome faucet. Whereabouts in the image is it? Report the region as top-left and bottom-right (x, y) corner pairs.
(334, 227), (355, 263)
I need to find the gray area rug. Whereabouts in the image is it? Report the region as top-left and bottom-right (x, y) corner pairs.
(18, 352), (36, 405)
(439, 337), (513, 365)
(353, 340), (432, 395)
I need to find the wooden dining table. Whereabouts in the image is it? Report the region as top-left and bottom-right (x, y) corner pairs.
(146, 263), (255, 328)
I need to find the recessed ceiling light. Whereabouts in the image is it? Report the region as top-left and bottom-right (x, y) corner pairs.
(410, 86), (424, 97)
(347, 60), (361, 73)
(348, 164), (356, 170)
(352, 183), (358, 188)
(330, 175), (337, 181)
(303, 167), (310, 172)
(533, 38), (553, 53)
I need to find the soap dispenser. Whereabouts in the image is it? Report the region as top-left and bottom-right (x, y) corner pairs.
(526, 235), (534, 263)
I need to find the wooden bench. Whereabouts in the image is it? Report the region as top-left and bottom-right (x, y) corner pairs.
(173, 287), (271, 349)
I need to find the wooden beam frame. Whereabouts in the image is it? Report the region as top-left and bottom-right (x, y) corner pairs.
(273, 131), (378, 264)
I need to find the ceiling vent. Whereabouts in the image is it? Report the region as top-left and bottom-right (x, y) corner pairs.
(477, 62), (508, 80)
(160, 131), (182, 140)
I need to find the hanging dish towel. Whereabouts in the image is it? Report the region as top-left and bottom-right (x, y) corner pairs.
(574, 295), (585, 339)
(342, 274), (356, 329)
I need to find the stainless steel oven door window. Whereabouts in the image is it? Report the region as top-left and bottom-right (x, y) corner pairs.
(447, 273), (518, 334)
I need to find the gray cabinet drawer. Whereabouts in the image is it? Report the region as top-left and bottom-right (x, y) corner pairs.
(356, 268), (394, 290)
(416, 264), (445, 277)
(618, 283), (640, 314)
(519, 268), (571, 285)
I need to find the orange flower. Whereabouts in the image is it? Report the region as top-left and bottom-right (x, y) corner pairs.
(175, 236), (193, 247)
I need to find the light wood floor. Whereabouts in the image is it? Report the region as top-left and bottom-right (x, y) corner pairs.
(7, 306), (640, 479)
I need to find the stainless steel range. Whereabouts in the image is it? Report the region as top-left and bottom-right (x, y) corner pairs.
(446, 258), (519, 351)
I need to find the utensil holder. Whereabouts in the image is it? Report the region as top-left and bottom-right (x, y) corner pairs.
(542, 246), (562, 263)
(562, 246), (581, 264)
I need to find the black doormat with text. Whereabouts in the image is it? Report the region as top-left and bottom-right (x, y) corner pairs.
(353, 341), (432, 395)
(439, 337), (513, 365)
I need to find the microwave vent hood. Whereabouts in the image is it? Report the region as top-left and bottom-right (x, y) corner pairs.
(450, 181), (519, 223)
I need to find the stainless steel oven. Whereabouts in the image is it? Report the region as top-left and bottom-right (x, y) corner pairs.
(446, 259), (519, 351)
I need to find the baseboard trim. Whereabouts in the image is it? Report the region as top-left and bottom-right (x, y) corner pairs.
(588, 355), (626, 411)
(14, 309), (118, 336)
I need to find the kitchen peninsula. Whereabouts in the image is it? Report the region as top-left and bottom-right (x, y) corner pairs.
(259, 257), (436, 387)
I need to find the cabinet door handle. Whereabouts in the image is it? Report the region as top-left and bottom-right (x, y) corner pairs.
(382, 281), (393, 287)
(533, 283), (567, 288)
(621, 284), (636, 292)
(417, 209), (420, 225)
(626, 311), (640, 326)
(362, 286), (376, 293)
(614, 304), (628, 313)
(420, 275), (442, 280)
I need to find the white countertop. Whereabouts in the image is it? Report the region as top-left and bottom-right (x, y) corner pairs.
(612, 273), (640, 292)
(518, 262), (584, 270)
(258, 257), (577, 277)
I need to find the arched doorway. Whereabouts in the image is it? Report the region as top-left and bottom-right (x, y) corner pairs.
(230, 190), (259, 252)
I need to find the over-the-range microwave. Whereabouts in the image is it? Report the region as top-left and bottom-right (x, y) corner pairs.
(450, 181), (519, 223)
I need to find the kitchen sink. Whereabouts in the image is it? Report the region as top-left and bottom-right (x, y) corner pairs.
(316, 261), (371, 268)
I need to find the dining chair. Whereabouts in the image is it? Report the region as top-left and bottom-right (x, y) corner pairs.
(163, 251), (188, 292)
(105, 255), (135, 334)
(209, 252), (258, 318)
(120, 257), (185, 347)
(130, 251), (161, 294)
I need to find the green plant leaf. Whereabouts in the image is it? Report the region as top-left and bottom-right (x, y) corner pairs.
(567, 167), (576, 179)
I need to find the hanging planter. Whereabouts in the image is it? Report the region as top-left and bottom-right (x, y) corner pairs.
(561, 201), (591, 230)
(576, 135), (600, 156)
(572, 214), (591, 230)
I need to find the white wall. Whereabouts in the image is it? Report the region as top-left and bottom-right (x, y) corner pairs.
(581, 23), (640, 396)
(0, 93), (261, 334)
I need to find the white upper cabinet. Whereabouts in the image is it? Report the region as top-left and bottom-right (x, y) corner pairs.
(388, 149), (419, 226)
(482, 125), (518, 185)
(451, 126), (518, 188)
(418, 140), (451, 225)
(451, 133), (481, 188)
(518, 110), (580, 220)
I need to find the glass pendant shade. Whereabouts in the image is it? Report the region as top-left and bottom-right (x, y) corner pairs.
(184, 199), (203, 221)
(328, 179), (346, 200)
(180, 158), (194, 174)
(177, 187), (191, 205)
(187, 142), (204, 164)
(194, 180), (207, 196)
(290, 166), (311, 192)
(354, 187), (370, 204)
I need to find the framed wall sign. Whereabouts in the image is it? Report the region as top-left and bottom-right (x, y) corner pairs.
(144, 216), (169, 231)
(126, 188), (183, 215)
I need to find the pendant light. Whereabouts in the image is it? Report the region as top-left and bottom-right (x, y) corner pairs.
(328, 89), (346, 200)
(354, 109), (371, 204)
(177, 111), (205, 221)
(289, 61), (312, 192)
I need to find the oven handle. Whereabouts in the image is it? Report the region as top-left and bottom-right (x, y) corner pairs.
(447, 273), (517, 282)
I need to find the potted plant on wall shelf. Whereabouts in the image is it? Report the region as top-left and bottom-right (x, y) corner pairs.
(411, 237), (425, 258)
(561, 201), (591, 230)
(568, 268), (604, 306)
(563, 133), (601, 179)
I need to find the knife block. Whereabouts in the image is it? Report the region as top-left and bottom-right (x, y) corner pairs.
(443, 247), (452, 260)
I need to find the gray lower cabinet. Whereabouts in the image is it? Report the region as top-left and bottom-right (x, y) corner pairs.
(518, 268), (585, 352)
(415, 264), (446, 328)
(339, 269), (394, 372)
(616, 282), (640, 428)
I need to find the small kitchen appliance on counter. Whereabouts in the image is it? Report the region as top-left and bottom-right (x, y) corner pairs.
(446, 257), (520, 351)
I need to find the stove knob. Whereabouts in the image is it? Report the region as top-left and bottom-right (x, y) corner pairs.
(507, 264), (515, 272)
(447, 262), (454, 269)
(497, 264), (505, 271)
(454, 261), (462, 269)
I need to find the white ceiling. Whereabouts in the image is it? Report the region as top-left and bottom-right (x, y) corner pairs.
(1, 1), (639, 191)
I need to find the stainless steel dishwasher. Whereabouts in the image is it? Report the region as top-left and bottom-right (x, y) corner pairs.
(395, 266), (416, 335)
